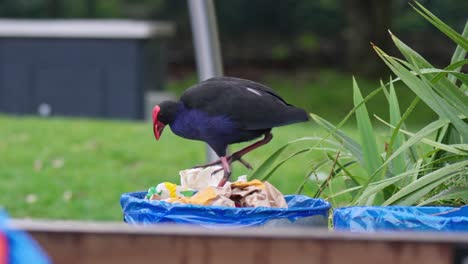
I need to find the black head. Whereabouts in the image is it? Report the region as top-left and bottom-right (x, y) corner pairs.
(152, 101), (179, 140)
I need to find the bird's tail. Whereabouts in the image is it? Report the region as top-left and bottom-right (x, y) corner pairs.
(278, 107), (310, 127)
(291, 107), (310, 122)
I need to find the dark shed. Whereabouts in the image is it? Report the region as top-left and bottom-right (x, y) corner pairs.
(0, 19), (175, 120)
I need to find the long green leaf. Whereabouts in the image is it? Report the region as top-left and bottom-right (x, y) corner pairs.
(383, 119), (450, 164)
(411, 1), (468, 51)
(309, 84), (384, 147)
(373, 45), (468, 140)
(418, 187), (468, 206)
(417, 68), (468, 88)
(389, 96), (421, 164)
(295, 159), (330, 194)
(411, 158), (424, 182)
(390, 30), (468, 113)
(353, 78), (382, 178)
(310, 113), (363, 163)
(329, 167), (426, 202)
(384, 80), (407, 175)
(391, 57), (468, 115)
(250, 137), (316, 180)
(374, 115), (468, 155)
(333, 160), (362, 185)
(351, 119), (450, 204)
(355, 167), (428, 205)
(401, 66), (468, 91)
(432, 59), (468, 83)
(432, 79), (468, 116)
(391, 176), (454, 206)
(382, 159), (468, 205)
(462, 84), (468, 93)
(405, 67), (468, 116)
(389, 30), (433, 69)
(260, 148), (310, 181)
(448, 21), (468, 84)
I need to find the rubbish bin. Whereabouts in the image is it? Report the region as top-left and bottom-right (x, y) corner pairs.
(333, 205), (468, 232)
(0, 19), (175, 120)
(120, 191), (331, 228)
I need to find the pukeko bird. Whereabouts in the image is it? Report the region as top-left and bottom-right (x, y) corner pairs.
(152, 76), (309, 187)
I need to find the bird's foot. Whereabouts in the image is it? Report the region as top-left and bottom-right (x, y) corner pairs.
(215, 157), (231, 187)
(212, 167), (231, 187)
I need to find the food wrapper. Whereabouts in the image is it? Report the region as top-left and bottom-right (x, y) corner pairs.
(145, 182), (196, 200)
(146, 166), (287, 208)
(166, 186), (235, 207)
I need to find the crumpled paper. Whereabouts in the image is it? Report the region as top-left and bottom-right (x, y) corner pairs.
(147, 166), (287, 208)
(231, 180), (288, 208)
(179, 165), (247, 190)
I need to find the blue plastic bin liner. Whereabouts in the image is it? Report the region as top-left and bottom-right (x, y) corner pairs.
(0, 209), (51, 264)
(120, 191), (331, 228)
(333, 206), (468, 232)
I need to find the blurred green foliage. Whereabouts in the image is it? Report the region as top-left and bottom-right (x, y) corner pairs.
(2, 0), (465, 70)
(1, 0), (466, 33)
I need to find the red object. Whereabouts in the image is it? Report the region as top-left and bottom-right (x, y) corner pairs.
(0, 232), (8, 264)
(152, 105), (165, 140)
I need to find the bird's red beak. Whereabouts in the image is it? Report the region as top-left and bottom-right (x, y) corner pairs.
(152, 105), (165, 141)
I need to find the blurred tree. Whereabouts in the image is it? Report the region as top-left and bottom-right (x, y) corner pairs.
(48, 0), (63, 17)
(0, 0), (465, 75)
(343, 0), (393, 77)
(85, 0), (96, 18)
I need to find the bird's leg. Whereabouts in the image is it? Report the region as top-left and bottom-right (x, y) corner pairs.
(229, 132), (273, 164)
(192, 133), (273, 170)
(207, 133), (273, 187)
(217, 156), (231, 187)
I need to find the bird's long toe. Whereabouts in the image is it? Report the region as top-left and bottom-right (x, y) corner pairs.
(211, 167), (224, 175)
(192, 159), (222, 169)
(237, 157), (253, 170)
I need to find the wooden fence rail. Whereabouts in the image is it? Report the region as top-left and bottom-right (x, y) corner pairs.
(10, 219), (468, 264)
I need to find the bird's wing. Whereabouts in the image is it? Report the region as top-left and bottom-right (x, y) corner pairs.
(180, 77), (309, 130)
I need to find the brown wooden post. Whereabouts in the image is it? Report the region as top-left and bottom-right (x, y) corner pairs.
(10, 219), (467, 264)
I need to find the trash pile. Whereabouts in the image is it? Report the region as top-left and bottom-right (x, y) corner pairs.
(145, 166), (287, 208)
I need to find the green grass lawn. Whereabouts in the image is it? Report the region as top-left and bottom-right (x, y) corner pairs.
(0, 114), (363, 221)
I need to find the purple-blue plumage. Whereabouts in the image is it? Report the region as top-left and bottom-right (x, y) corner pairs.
(169, 103), (267, 156)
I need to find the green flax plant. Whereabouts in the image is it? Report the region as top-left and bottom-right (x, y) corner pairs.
(251, 1), (468, 207)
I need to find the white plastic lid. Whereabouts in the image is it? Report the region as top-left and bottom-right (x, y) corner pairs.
(0, 19), (175, 39)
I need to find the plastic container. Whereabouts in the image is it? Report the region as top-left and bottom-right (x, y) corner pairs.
(120, 191), (331, 228)
(333, 205), (468, 232)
